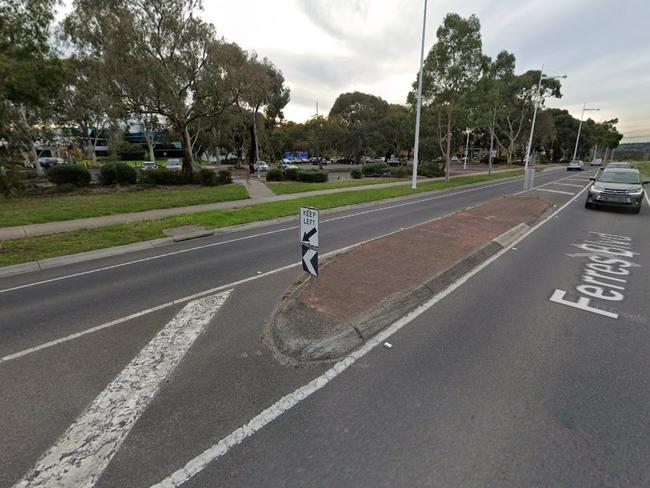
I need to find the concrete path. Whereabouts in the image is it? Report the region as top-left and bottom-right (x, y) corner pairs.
(0, 167), (560, 241)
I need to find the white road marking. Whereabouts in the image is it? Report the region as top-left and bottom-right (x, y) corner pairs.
(645, 190), (650, 209)
(0, 171), (567, 295)
(535, 188), (575, 196)
(554, 183), (586, 188)
(1, 207), (463, 365)
(14, 291), (230, 488)
(150, 180), (591, 488)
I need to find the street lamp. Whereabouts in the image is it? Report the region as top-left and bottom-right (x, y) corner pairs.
(523, 68), (567, 190)
(572, 103), (600, 161)
(463, 128), (471, 169)
(411, 0), (427, 190)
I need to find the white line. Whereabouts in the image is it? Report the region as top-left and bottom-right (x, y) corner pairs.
(535, 188), (575, 196)
(150, 184), (592, 488)
(0, 172), (566, 295)
(553, 183), (586, 188)
(0, 171), (573, 364)
(15, 291), (231, 488)
(645, 190), (650, 209)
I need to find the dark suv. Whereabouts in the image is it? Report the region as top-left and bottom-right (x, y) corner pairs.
(585, 168), (648, 214)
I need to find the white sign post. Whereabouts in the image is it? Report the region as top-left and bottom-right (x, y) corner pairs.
(300, 207), (319, 277)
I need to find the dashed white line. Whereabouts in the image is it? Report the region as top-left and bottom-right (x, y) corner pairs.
(14, 291), (231, 488)
(535, 188), (575, 196)
(554, 183), (587, 188)
(150, 182), (591, 488)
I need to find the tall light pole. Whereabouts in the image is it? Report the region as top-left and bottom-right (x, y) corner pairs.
(463, 129), (471, 169)
(523, 68), (567, 190)
(572, 102), (600, 161)
(411, 0), (427, 190)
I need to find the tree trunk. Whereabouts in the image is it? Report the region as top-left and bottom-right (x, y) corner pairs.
(179, 125), (193, 178)
(248, 122), (256, 174)
(145, 135), (156, 162)
(18, 106), (44, 176)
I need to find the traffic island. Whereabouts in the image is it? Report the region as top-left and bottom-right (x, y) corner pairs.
(269, 195), (553, 363)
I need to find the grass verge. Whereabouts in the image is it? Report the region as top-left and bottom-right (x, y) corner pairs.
(0, 184), (249, 227)
(267, 178), (401, 195)
(637, 162), (650, 178)
(0, 170), (522, 267)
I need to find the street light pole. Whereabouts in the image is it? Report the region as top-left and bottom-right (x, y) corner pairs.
(464, 129), (470, 169)
(572, 102), (600, 161)
(488, 109), (496, 175)
(523, 68), (567, 190)
(411, 0), (427, 190)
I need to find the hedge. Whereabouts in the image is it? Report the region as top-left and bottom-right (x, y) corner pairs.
(47, 164), (91, 187)
(99, 162), (138, 185)
(351, 167), (362, 179)
(362, 163), (388, 177)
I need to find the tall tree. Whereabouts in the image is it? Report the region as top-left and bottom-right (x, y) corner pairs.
(65, 0), (247, 176)
(414, 13), (485, 180)
(0, 0), (65, 174)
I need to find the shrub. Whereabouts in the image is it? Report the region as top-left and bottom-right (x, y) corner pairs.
(99, 162), (138, 185)
(389, 166), (406, 178)
(284, 167), (299, 181)
(139, 167), (187, 185)
(297, 170), (328, 183)
(47, 164), (91, 187)
(417, 163), (445, 178)
(112, 140), (145, 161)
(216, 170), (232, 185)
(351, 167), (362, 179)
(362, 162), (388, 177)
(0, 164), (25, 196)
(266, 168), (285, 181)
(197, 168), (217, 186)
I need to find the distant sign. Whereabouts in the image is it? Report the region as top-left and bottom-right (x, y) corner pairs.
(283, 151), (309, 161)
(300, 206), (319, 248)
(300, 206), (319, 277)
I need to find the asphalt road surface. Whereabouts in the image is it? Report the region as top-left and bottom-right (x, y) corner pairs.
(4, 168), (650, 487)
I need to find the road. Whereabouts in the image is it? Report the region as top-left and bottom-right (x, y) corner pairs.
(3, 168), (649, 487)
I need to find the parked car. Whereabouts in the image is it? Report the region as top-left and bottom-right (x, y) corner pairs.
(605, 161), (634, 170)
(165, 159), (182, 171)
(281, 163), (298, 171)
(585, 168), (648, 214)
(567, 160), (585, 171)
(141, 161), (157, 171)
(590, 158), (603, 166)
(253, 160), (269, 172)
(387, 159), (400, 167)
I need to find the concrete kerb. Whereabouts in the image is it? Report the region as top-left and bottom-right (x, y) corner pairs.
(0, 168), (562, 279)
(268, 201), (548, 364)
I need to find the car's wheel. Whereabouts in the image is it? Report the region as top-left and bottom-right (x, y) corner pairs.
(585, 200), (593, 209)
(632, 206), (641, 214)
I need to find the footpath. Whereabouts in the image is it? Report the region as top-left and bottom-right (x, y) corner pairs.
(0, 168), (540, 241)
(270, 194), (555, 362)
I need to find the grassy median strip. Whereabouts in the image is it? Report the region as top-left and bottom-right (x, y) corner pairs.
(0, 184), (249, 227)
(267, 178), (400, 195)
(0, 170), (522, 267)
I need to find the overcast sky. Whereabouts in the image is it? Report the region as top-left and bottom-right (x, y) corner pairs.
(198, 0), (649, 142)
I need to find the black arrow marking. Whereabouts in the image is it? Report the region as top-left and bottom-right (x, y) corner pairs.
(302, 227), (317, 243)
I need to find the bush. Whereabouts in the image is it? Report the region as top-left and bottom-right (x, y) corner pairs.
(47, 164), (91, 187)
(112, 141), (145, 161)
(351, 167), (362, 179)
(139, 167), (187, 185)
(297, 170), (328, 183)
(389, 166), (406, 178)
(362, 162), (388, 177)
(284, 167), (299, 181)
(99, 162), (138, 185)
(0, 165), (25, 196)
(197, 168), (217, 186)
(216, 170), (232, 185)
(266, 168), (285, 181)
(417, 163), (445, 178)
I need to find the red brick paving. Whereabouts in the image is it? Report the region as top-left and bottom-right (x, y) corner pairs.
(300, 196), (551, 321)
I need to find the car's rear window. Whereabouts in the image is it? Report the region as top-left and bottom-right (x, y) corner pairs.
(598, 172), (641, 184)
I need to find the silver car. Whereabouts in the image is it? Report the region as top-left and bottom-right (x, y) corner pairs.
(585, 168), (648, 214)
(567, 160), (584, 171)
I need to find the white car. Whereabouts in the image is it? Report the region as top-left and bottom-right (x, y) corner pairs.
(281, 163), (298, 171)
(567, 160), (585, 171)
(165, 159), (182, 171)
(254, 161), (269, 172)
(141, 161), (157, 171)
(590, 158), (603, 167)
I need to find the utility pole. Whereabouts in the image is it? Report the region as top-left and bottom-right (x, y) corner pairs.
(523, 68), (567, 190)
(572, 102), (600, 161)
(464, 129), (471, 170)
(411, 0), (427, 190)
(488, 109), (496, 175)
